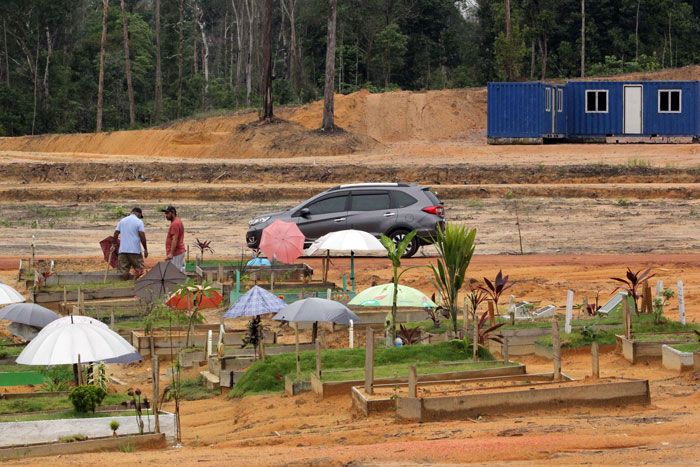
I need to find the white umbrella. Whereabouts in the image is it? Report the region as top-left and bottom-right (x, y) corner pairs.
(0, 283), (26, 305)
(305, 230), (386, 289)
(43, 315), (108, 330)
(16, 320), (137, 365)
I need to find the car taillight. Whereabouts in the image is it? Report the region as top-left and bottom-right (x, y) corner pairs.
(422, 206), (444, 216)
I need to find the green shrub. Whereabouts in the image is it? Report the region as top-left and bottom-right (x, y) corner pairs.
(69, 385), (107, 413)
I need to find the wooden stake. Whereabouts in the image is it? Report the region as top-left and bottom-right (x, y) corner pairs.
(487, 301), (495, 326)
(364, 327), (374, 395)
(104, 249), (113, 284)
(315, 339), (322, 379)
(623, 294), (631, 339)
(463, 297), (469, 339)
(77, 354), (83, 386)
(294, 322), (300, 378)
(552, 319), (561, 381)
(503, 337), (509, 364)
(408, 365), (417, 398)
(218, 264), (224, 282)
(63, 286), (67, 307)
(152, 355), (160, 432)
(591, 341), (599, 379)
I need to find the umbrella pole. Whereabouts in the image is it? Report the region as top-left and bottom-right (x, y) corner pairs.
(295, 322), (300, 379)
(104, 248), (114, 284)
(350, 251), (356, 294)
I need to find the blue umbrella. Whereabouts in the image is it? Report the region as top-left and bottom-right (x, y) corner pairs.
(246, 257), (272, 266)
(223, 285), (286, 318)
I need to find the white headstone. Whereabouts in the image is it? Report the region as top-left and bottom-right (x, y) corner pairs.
(565, 290), (574, 334)
(349, 319), (354, 349)
(207, 330), (213, 358)
(677, 280), (685, 325)
(655, 280), (664, 298)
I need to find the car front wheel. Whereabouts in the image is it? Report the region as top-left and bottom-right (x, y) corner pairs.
(389, 229), (418, 258)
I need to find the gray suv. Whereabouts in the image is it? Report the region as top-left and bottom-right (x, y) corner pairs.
(246, 183), (445, 257)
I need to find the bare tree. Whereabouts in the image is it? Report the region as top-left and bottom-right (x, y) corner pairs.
(580, 0), (585, 77)
(195, 4), (210, 98)
(244, 0), (254, 106)
(31, 30), (39, 134)
(96, 0), (109, 132)
(154, 0), (163, 122)
(42, 27), (52, 109)
(177, 0), (184, 117)
(231, 0), (243, 108)
(635, 0), (640, 61)
(120, 0), (135, 125)
(322, 0), (337, 131)
(261, 0), (273, 120)
(2, 17), (9, 87)
(505, 0), (511, 39)
(280, 0), (299, 96)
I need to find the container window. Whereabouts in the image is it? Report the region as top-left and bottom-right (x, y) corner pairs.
(545, 88), (551, 111)
(585, 90), (608, 113)
(658, 90), (681, 113)
(557, 89), (563, 112)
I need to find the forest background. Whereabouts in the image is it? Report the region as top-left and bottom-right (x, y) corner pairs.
(0, 0), (698, 137)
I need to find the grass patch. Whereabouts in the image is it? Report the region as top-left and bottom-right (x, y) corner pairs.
(184, 259), (244, 272)
(632, 332), (699, 342)
(229, 340), (494, 398)
(41, 280), (134, 293)
(320, 360), (515, 382)
(0, 409), (144, 423)
(0, 394), (130, 415)
(177, 377), (219, 401)
(0, 342), (25, 358)
(535, 316), (699, 349)
(0, 371), (46, 387)
(670, 342), (700, 353)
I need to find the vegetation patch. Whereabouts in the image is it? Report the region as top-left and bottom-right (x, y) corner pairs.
(0, 394), (130, 415)
(670, 342), (700, 353)
(320, 360), (514, 382)
(0, 410), (144, 423)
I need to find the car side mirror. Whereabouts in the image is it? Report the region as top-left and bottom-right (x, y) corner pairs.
(300, 208), (310, 217)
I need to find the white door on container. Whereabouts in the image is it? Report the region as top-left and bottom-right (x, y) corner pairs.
(624, 85), (643, 134)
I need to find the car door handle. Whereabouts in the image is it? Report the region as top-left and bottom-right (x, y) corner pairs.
(334, 218), (346, 223)
(383, 212), (396, 217)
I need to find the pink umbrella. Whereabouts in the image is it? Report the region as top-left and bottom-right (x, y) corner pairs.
(259, 220), (305, 264)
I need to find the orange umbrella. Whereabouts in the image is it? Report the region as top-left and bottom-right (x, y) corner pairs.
(166, 289), (224, 310)
(259, 220), (305, 264)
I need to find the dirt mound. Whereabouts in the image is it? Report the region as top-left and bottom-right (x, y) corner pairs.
(206, 119), (380, 158)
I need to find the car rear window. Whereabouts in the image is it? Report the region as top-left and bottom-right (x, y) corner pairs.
(391, 191), (417, 208)
(351, 193), (391, 211)
(423, 189), (441, 205)
(307, 195), (347, 215)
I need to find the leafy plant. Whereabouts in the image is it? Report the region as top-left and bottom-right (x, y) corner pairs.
(87, 362), (107, 390)
(39, 365), (73, 392)
(241, 316), (264, 355)
(171, 279), (219, 347)
(111, 206), (129, 218)
(610, 267), (655, 314)
(33, 270), (55, 290)
(126, 388), (149, 435)
(59, 434), (87, 443)
(478, 270), (513, 317)
(68, 385), (107, 413)
(616, 196), (630, 206)
(380, 229), (418, 340)
(425, 307), (442, 329)
(466, 287), (488, 360)
(118, 437), (134, 452)
(653, 288), (675, 325)
(110, 420), (120, 437)
(580, 324), (599, 341)
(192, 238), (214, 261)
(476, 310), (505, 345)
(397, 324), (422, 345)
(427, 223), (477, 333)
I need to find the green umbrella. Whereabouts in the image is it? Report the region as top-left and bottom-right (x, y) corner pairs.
(348, 284), (436, 308)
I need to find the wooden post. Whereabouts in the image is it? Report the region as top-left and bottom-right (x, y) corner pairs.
(473, 314), (479, 361)
(259, 337), (266, 361)
(315, 339), (322, 379)
(581, 296), (588, 316)
(186, 245), (190, 263)
(110, 309), (115, 329)
(218, 264), (224, 282)
(364, 327), (374, 395)
(152, 355), (160, 432)
(63, 286), (67, 307)
(623, 294), (631, 339)
(18, 259), (23, 281)
(487, 301), (495, 326)
(503, 337), (509, 364)
(77, 354), (83, 386)
(591, 341), (599, 379)
(80, 291), (85, 316)
(552, 319), (561, 381)
(294, 322), (300, 378)
(463, 297), (469, 339)
(408, 365), (417, 398)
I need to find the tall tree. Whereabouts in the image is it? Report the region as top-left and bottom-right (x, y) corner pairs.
(154, 0), (162, 122)
(2, 17), (8, 87)
(322, 0), (337, 130)
(177, 0), (184, 118)
(505, 0), (511, 39)
(261, 0), (273, 120)
(581, 0), (585, 77)
(42, 27), (52, 109)
(231, 0), (243, 108)
(280, 0), (299, 95)
(120, 0), (135, 125)
(96, 0), (109, 132)
(243, 0), (254, 106)
(195, 4), (210, 99)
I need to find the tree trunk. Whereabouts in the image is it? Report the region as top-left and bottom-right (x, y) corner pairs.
(120, 0), (135, 125)
(539, 35), (547, 80)
(284, 0), (300, 96)
(505, 0), (511, 39)
(31, 30), (39, 135)
(635, 0), (640, 61)
(195, 6), (210, 99)
(261, 0), (273, 120)
(193, 33), (198, 74)
(2, 17), (9, 87)
(580, 0), (585, 77)
(42, 27), (52, 109)
(322, 0), (337, 130)
(668, 13), (672, 68)
(529, 40), (535, 80)
(244, 0), (254, 107)
(231, 0), (243, 109)
(96, 0), (109, 133)
(177, 0), (184, 118)
(154, 0), (162, 122)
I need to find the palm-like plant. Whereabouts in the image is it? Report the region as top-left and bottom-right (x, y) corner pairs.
(172, 278), (219, 347)
(192, 238), (214, 261)
(466, 287), (488, 360)
(428, 224), (477, 333)
(479, 270), (513, 317)
(611, 267), (655, 314)
(380, 230), (418, 340)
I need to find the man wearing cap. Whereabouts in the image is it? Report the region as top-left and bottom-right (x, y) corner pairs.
(162, 206), (186, 272)
(113, 207), (148, 280)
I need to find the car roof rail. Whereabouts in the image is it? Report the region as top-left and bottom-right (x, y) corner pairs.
(327, 183), (411, 191)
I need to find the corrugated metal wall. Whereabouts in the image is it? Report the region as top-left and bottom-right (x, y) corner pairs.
(643, 81), (699, 136)
(487, 82), (546, 138)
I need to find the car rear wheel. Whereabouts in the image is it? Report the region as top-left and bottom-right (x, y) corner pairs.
(389, 229), (418, 258)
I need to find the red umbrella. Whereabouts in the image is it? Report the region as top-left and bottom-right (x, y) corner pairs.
(259, 220), (305, 264)
(166, 289), (224, 310)
(99, 237), (119, 269)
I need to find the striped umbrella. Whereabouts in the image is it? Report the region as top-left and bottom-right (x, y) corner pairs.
(223, 286), (286, 318)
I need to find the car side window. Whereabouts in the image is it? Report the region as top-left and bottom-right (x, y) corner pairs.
(391, 191), (417, 208)
(350, 193), (391, 211)
(306, 195), (347, 215)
